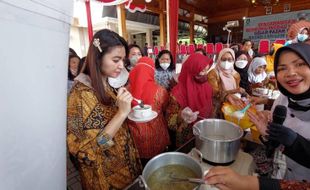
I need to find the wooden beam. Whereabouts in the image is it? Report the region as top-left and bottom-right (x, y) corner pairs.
(161, 0), (166, 46)
(179, 1), (207, 16)
(207, 0), (310, 25)
(159, 0), (165, 47)
(116, 4), (127, 41)
(146, 5), (163, 15)
(179, 15), (191, 23)
(207, 8), (245, 24)
(189, 12), (194, 43)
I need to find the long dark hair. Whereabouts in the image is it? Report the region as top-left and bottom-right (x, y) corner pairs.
(68, 54), (81, 81)
(86, 29), (128, 105)
(125, 44), (143, 70)
(155, 50), (175, 71)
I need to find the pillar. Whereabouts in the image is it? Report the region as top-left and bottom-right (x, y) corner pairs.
(0, 0), (72, 189)
(190, 12), (195, 44)
(117, 4), (128, 41)
(146, 29), (153, 48)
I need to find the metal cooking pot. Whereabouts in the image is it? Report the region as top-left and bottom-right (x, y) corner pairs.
(193, 119), (243, 164)
(142, 152), (204, 190)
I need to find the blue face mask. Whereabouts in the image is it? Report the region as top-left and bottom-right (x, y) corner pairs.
(297, 33), (309, 42)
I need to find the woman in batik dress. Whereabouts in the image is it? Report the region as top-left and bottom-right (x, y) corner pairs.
(67, 29), (141, 190)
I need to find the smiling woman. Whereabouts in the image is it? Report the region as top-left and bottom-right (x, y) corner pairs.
(204, 43), (310, 190)
(276, 48), (310, 96)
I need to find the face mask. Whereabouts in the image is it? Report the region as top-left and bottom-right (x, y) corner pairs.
(108, 68), (129, 89)
(160, 62), (170, 70)
(248, 49), (254, 57)
(220, 61), (234, 70)
(235, 60), (248, 69)
(129, 56), (139, 66)
(194, 74), (208, 83)
(297, 33), (308, 42)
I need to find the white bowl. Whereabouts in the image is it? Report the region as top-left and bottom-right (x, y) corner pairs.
(132, 105), (152, 118)
(255, 88), (268, 95)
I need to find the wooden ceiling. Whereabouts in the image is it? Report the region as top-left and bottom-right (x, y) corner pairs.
(180, 0), (252, 16)
(133, 0), (310, 24)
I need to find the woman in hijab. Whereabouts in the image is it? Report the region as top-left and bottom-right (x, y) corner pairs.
(234, 50), (251, 93)
(248, 56), (268, 88)
(205, 43), (310, 190)
(207, 48), (245, 118)
(128, 57), (170, 166)
(166, 53), (213, 148)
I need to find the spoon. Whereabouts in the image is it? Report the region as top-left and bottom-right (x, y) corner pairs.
(232, 103), (251, 119)
(133, 98), (144, 108)
(169, 174), (205, 184)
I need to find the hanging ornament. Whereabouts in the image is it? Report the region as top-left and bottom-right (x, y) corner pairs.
(96, 0), (129, 6)
(125, 0), (146, 13)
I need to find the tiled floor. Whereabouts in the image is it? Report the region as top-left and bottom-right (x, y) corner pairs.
(67, 155), (82, 190)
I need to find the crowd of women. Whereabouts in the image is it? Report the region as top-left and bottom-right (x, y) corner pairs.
(66, 19), (310, 190)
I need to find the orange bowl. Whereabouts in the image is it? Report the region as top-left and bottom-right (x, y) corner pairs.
(221, 103), (256, 130)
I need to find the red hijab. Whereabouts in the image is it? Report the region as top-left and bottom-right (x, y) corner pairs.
(129, 57), (158, 106)
(172, 53), (213, 118)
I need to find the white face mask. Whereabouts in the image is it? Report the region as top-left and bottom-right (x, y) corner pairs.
(160, 62), (170, 70)
(129, 56), (139, 66)
(248, 49), (254, 57)
(108, 68), (129, 88)
(235, 60), (248, 69)
(297, 33), (309, 42)
(220, 61), (234, 70)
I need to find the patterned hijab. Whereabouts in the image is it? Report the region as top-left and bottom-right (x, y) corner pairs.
(274, 43), (310, 114)
(216, 48), (237, 90)
(171, 53), (213, 118)
(129, 57), (158, 106)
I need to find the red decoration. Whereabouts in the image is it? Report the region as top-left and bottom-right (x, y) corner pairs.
(125, 0), (146, 13)
(169, 0), (179, 61)
(96, 0), (129, 6)
(85, 0), (93, 42)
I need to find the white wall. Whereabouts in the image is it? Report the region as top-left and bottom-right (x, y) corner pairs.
(0, 0), (73, 190)
(69, 26), (89, 57)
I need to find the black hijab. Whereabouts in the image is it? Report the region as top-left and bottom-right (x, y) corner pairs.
(234, 50), (251, 93)
(274, 43), (310, 111)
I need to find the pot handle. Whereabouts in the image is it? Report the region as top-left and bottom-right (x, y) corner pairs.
(191, 148), (203, 163)
(193, 126), (201, 136)
(139, 175), (149, 190)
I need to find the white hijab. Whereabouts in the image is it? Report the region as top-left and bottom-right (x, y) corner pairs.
(248, 57), (267, 83)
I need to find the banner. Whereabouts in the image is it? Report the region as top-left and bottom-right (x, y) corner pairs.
(243, 10), (310, 45)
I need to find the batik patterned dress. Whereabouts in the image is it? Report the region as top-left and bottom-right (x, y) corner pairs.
(67, 81), (141, 190)
(165, 95), (194, 148)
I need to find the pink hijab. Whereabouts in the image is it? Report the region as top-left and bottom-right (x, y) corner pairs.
(216, 48), (238, 91)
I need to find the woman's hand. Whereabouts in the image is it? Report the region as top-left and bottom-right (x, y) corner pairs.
(205, 167), (259, 190)
(181, 107), (199, 124)
(225, 94), (245, 110)
(116, 87), (133, 116)
(236, 87), (246, 94)
(249, 96), (268, 105)
(248, 110), (271, 136)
